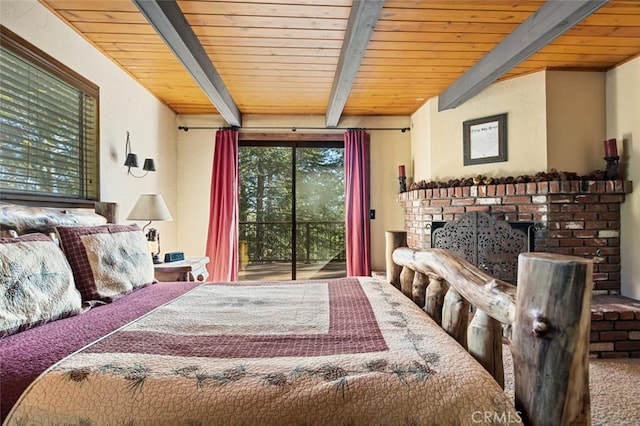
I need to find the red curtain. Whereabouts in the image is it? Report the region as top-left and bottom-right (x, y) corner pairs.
(205, 128), (239, 281)
(344, 129), (371, 276)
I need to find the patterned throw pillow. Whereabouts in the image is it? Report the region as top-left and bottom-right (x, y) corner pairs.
(56, 224), (156, 302)
(0, 233), (82, 337)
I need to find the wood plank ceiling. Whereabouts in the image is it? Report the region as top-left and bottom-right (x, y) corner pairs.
(40, 0), (640, 125)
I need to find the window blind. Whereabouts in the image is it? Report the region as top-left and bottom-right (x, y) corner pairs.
(0, 28), (99, 202)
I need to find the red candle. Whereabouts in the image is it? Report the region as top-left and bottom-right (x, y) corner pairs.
(398, 165), (406, 177)
(604, 139), (618, 157)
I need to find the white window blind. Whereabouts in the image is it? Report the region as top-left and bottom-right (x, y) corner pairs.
(0, 26), (99, 202)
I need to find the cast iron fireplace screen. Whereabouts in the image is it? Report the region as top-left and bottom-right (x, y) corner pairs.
(430, 212), (533, 284)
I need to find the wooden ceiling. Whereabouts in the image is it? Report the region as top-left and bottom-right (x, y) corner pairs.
(40, 0), (640, 125)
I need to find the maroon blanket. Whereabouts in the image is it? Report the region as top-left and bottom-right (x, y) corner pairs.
(0, 281), (201, 421)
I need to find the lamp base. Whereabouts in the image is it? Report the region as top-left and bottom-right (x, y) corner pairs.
(152, 253), (163, 264)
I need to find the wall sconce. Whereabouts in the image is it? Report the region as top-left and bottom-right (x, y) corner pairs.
(124, 131), (156, 178)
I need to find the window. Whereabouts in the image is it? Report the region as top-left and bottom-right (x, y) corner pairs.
(0, 26), (99, 204)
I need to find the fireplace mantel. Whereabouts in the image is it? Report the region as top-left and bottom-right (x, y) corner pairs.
(397, 179), (633, 295)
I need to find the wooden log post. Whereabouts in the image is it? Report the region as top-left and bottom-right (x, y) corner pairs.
(467, 309), (504, 387)
(392, 247), (516, 325)
(385, 231), (406, 289)
(412, 272), (429, 309)
(95, 201), (118, 223)
(512, 253), (592, 426)
(441, 287), (469, 349)
(424, 277), (446, 325)
(399, 266), (415, 299)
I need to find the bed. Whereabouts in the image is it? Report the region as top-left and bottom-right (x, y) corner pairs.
(0, 203), (593, 425)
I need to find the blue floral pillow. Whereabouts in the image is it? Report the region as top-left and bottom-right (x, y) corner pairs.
(0, 233), (82, 337)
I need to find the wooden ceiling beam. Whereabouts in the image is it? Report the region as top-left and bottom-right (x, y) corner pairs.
(133, 0), (241, 126)
(325, 0), (384, 128)
(438, 0), (610, 112)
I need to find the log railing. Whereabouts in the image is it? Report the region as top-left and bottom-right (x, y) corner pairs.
(386, 231), (593, 426)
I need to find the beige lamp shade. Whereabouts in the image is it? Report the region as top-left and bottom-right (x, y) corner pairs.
(126, 194), (173, 222)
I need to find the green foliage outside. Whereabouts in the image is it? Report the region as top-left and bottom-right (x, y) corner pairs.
(239, 145), (345, 264)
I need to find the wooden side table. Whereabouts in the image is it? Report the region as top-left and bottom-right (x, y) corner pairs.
(154, 256), (210, 282)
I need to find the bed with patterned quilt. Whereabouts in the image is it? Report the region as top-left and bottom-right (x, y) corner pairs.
(2, 275), (520, 425)
(1, 203), (594, 425)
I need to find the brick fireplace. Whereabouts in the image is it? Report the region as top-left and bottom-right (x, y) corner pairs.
(397, 179), (632, 295)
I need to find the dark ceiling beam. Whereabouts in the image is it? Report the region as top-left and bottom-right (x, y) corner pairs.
(438, 0), (610, 111)
(325, 0), (384, 128)
(133, 0), (241, 126)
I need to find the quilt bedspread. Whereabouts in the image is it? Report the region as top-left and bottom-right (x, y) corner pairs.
(4, 277), (518, 425)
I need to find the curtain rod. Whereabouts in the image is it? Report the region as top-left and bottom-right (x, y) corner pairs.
(178, 125), (410, 133)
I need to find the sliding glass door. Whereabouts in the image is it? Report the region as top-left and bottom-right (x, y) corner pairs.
(238, 141), (345, 281)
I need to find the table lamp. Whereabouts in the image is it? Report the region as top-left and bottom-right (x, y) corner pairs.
(127, 193), (173, 263)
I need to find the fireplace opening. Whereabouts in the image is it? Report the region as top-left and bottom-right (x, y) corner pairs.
(429, 212), (534, 284)
(430, 221), (535, 251)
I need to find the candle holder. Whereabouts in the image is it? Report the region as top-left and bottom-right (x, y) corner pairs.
(604, 155), (620, 180)
(398, 176), (407, 193)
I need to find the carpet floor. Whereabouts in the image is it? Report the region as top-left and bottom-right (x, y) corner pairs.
(503, 348), (640, 425)
(588, 357), (640, 425)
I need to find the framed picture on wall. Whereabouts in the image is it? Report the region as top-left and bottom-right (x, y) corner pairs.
(463, 113), (507, 165)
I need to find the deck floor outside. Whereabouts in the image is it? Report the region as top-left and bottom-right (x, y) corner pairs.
(238, 262), (346, 281)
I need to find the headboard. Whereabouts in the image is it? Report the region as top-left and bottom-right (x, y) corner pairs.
(0, 201), (117, 236)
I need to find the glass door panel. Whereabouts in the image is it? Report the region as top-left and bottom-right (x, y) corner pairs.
(238, 143), (345, 281)
(238, 146), (293, 280)
(295, 146), (345, 279)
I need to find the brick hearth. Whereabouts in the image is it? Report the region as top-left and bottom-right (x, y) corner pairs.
(591, 295), (640, 358)
(398, 179), (632, 295)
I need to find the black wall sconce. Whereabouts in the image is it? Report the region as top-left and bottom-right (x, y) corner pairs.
(124, 131), (156, 178)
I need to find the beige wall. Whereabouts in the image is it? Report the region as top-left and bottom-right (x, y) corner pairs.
(546, 71), (606, 174)
(411, 66), (638, 298)
(411, 69), (609, 183)
(176, 115), (411, 272)
(607, 56), (640, 299)
(7, 0), (636, 289)
(411, 71), (548, 182)
(2, 0), (180, 252)
(0, 1), (412, 275)
(409, 102), (431, 184)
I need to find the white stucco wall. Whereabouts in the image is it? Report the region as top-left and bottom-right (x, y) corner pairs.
(176, 115), (412, 272)
(606, 56), (640, 299)
(2, 0), (179, 251)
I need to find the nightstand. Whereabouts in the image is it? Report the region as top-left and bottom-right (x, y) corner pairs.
(154, 256), (210, 282)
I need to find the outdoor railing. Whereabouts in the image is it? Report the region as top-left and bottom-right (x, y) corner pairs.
(239, 220), (345, 264)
